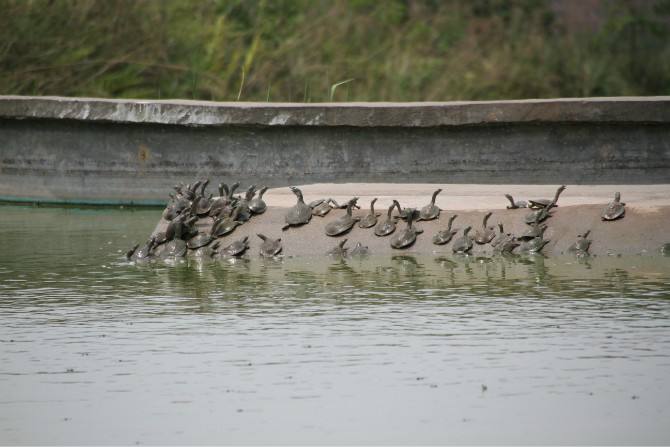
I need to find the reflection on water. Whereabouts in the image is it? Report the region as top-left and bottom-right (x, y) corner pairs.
(1, 206), (670, 444)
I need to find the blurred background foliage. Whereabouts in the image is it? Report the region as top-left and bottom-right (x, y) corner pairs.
(1, 0), (669, 101)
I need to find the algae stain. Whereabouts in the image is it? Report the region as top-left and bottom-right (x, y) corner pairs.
(138, 145), (151, 163)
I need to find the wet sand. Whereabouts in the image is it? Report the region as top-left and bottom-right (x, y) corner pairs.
(151, 184), (670, 257)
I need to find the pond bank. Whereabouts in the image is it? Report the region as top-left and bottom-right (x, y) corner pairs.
(150, 183), (670, 258)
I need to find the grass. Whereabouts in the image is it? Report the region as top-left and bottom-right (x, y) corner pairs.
(0, 0), (669, 102)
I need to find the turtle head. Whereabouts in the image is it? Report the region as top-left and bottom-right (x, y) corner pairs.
(431, 188), (442, 204)
(339, 239), (348, 248)
(257, 233), (267, 241)
(464, 226), (472, 236)
(290, 186), (304, 202)
(614, 191), (621, 202)
(258, 186), (268, 198)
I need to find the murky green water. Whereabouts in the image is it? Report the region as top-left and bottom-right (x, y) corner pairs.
(1, 205), (670, 444)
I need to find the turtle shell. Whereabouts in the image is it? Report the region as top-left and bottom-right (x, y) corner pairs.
(222, 236), (250, 257)
(391, 228), (417, 249)
(187, 233), (213, 249)
(285, 202), (312, 227)
(325, 214), (358, 236)
(312, 201), (333, 217)
(601, 193), (625, 221)
(160, 239), (187, 258)
(452, 227), (473, 253)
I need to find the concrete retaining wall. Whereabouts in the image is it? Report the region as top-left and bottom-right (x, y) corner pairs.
(1, 96), (669, 205)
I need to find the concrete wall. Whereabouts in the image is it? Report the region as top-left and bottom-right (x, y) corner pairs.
(1, 96), (669, 205)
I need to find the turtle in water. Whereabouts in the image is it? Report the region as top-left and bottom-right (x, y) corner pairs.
(601, 192), (626, 221)
(325, 197), (360, 236)
(452, 226), (474, 254)
(249, 186), (268, 214)
(504, 194), (527, 209)
(567, 230), (592, 256)
(126, 237), (157, 261)
(257, 234), (282, 257)
(348, 242), (370, 257)
(519, 222), (548, 241)
(374, 200), (401, 237)
(418, 188), (442, 221)
(661, 243), (670, 256)
(391, 208), (423, 249)
(493, 234), (519, 255)
(312, 198), (334, 217)
(192, 240), (220, 258)
(358, 198), (380, 228)
(219, 236), (250, 257)
(432, 214), (458, 245)
(211, 206), (243, 238)
(517, 225), (549, 254)
(528, 185), (567, 209)
(489, 223), (507, 247)
(160, 223), (188, 259)
(283, 186), (312, 230)
(326, 239), (349, 257)
(474, 212), (496, 244)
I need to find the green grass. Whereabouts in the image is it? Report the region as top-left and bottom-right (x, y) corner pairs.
(1, 0), (669, 102)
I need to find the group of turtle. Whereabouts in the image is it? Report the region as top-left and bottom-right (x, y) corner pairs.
(282, 187), (445, 253)
(294, 185), (626, 257)
(126, 180), (629, 262)
(126, 179), (281, 262)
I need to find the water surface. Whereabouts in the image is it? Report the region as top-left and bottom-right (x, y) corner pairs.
(1, 206), (670, 444)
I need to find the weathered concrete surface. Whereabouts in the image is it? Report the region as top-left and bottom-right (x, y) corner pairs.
(150, 184), (670, 258)
(1, 96), (669, 205)
(2, 95), (670, 127)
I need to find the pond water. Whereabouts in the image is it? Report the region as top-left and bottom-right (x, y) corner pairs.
(1, 205), (670, 444)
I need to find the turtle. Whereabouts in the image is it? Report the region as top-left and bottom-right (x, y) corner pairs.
(326, 238), (349, 257)
(283, 186), (312, 230)
(493, 234), (519, 255)
(567, 230), (592, 255)
(432, 214), (458, 245)
(489, 223), (507, 247)
(211, 206), (243, 237)
(312, 199), (334, 217)
(208, 183), (229, 217)
(348, 242), (370, 257)
(525, 204), (553, 225)
(358, 198), (380, 228)
(504, 194), (527, 209)
(452, 226), (474, 254)
(517, 225), (549, 254)
(235, 185), (256, 223)
(249, 186), (268, 214)
(661, 243), (670, 256)
(517, 236), (549, 254)
(329, 199), (361, 210)
(187, 231), (214, 250)
(375, 201), (401, 237)
(601, 192), (626, 221)
(528, 185), (566, 209)
(519, 222), (547, 241)
(391, 208), (423, 249)
(126, 237), (156, 261)
(220, 236), (250, 257)
(325, 198), (360, 236)
(190, 240), (220, 258)
(257, 233), (282, 257)
(418, 188), (442, 221)
(159, 224), (188, 259)
(194, 180), (212, 216)
(394, 200), (412, 221)
(474, 212), (496, 244)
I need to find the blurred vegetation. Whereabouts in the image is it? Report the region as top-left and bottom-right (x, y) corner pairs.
(1, 0), (669, 101)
